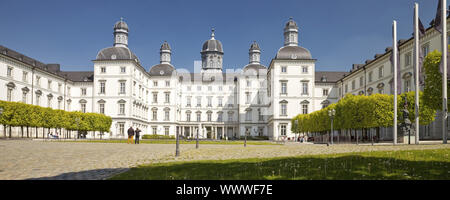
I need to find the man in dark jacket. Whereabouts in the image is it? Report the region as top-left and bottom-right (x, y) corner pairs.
(127, 126), (135, 144)
(135, 128), (141, 144)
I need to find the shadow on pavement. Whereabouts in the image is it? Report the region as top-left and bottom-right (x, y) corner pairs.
(26, 168), (129, 180)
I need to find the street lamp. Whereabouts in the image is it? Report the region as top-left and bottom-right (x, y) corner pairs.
(328, 109), (336, 145)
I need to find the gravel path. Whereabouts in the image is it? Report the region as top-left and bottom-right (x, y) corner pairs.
(0, 140), (448, 180)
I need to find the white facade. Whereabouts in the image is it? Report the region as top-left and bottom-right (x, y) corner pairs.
(4, 18), (447, 140)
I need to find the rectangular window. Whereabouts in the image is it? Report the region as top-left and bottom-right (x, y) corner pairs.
(359, 76), (363, 87)
(323, 89), (329, 96)
(164, 127), (169, 136)
(119, 123), (125, 135)
(81, 103), (86, 113)
(99, 103), (105, 114)
(246, 80), (251, 87)
(302, 82), (308, 94)
(345, 84), (348, 93)
(152, 110), (157, 120)
(197, 86), (202, 91)
(58, 100), (61, 110)
(22, 92), (27, 103)
(280, 104), (287, 116)
(152, 127), (157, 135)
(165, 92), (170, 103)
(7, 66), (13, 77)
(280, 124), (287, 136)
(196, 96), (202, 107)
(352, 80), (355, 90)
(302, 104), (308, 114)
(197, 113), (201, 122)
(165, 81), (170, 87)
(208, 86), (212, 91)
(58, 84), (62, 93)
(228, 113), (233, 122)
(207, 96), (212, 107)
(119, 104), (125, 115)
(422, 44), (430, 56)
(165, 110), (170, 121)
(153, 81), (158, 87)
(186, 113), (191, 122)
(246, 110), (252, 121)
(219, 86), (223, 91)
(246, 92), (251, 104)
(36, 76), (41, 87)
(120, 66), (126, 73)
(281, 82), (287, 94)
(281, 66), (287, 73)
(100, 82), (105, 94)
(153, 93), (158, 103)
(187, 96), (191, 107)
(302, 66), (308, 73)
(258, 109), (263, 121)
(48, 80), (52, 90)
(368, 71), (373, 82)
(81, 88), (87, 96)
(101, 67), (106, 73)
(378, 66), (384, 78)
(218, 113), (223, 122)
(187, 86), (191, 91)
(120, 82), (126, 94)
(22, 71), (28, 83)
(207, 113), (212, 122)
(218, 97), (223, 107)
(7, 88), (12, 102)
(405, 52), (412, 67)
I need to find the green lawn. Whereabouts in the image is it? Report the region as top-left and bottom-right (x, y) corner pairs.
(56, 139), (279, 145)
(110, 148), (450, 180)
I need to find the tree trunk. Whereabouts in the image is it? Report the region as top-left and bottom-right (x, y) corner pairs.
(3, 125), (6, 138)
(356, 129), (359, 145)
(27, 126), (29, 138)
(21, 126), (24, 138)
(35, 127), (38, 138)
(9, 126), (12, 138)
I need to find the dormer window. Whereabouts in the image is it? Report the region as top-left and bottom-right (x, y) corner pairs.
(321, 76), (327, 82)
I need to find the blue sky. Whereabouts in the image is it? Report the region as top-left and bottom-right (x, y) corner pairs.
(0, 0), (445, 72)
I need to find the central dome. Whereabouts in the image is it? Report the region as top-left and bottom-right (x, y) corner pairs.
(202, 39), (223, 53)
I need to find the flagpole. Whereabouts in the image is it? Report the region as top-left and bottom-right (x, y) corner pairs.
(414, 3), (420, 145)
(393, 20), (398, 145)
(442, 0), (448, 144)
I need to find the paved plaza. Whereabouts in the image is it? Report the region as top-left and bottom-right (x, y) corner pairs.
(0, 139), (448, 180)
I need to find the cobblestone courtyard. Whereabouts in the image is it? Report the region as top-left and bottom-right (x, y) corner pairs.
(0, 140), (449, 180)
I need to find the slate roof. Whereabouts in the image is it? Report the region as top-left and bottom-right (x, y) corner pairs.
(275, 46), (312, 60)
(315, 71), (348, 83)
(0, 45), (93, 82)
(96, 46), (138, 61)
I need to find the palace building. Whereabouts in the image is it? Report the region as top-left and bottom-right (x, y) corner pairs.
(1, 18), (448, 140)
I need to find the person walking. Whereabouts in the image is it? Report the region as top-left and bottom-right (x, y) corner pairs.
(135, 128), (141, 144)
(127, 126), (135, 144)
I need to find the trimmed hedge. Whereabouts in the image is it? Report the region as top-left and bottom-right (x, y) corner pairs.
(291, 92), (436, 134)
(142, 134), (175, 139)
(0, 100), (112, 132)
